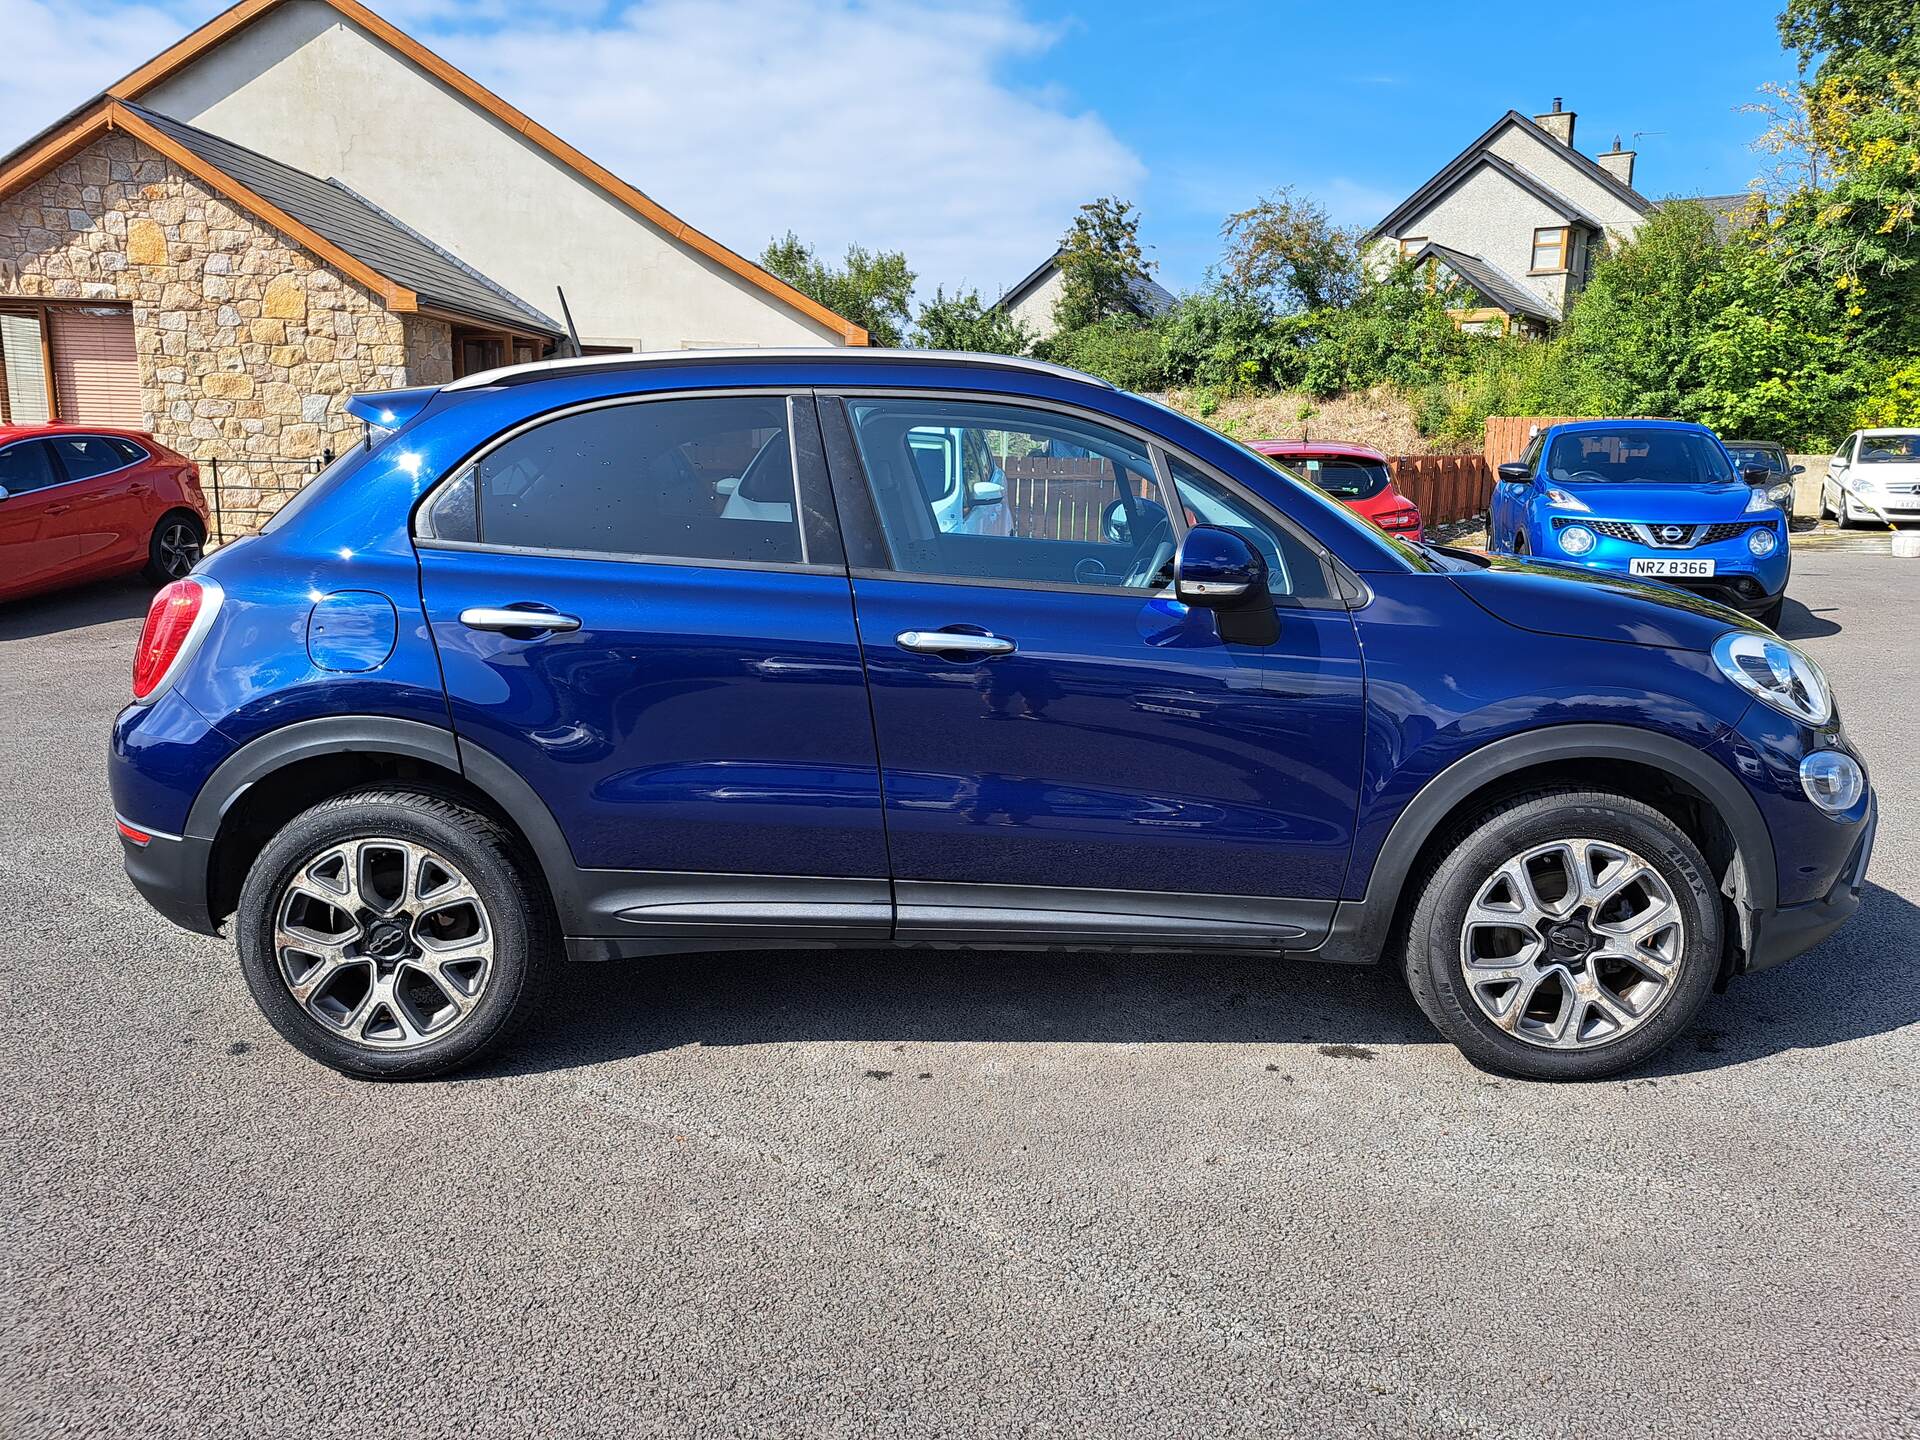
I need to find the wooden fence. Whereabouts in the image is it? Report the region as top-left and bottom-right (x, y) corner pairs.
(1484, 415), (1589, 471)
(1383, 453), (1492, 528)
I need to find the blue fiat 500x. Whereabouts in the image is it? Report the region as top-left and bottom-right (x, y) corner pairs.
(1490, 419), (1792, 626)
(109, 352), (1874, 1082)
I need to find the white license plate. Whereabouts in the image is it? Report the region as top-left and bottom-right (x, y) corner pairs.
(1630, 558), (1715, 578)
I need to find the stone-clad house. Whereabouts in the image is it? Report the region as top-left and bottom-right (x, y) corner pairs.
(0, 0), (864, 532)
(1366, 99), (1652, 334)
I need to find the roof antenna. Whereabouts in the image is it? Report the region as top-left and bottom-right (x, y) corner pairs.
(555, 287), (583, 357)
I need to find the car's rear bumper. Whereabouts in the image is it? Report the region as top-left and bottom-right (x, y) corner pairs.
(118, 828), (220, 936)
(1741, 794), (1876, 973)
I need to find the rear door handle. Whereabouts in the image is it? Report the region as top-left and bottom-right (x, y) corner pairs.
(459, 606), (581, 634)
(896, 629), (1016, 658)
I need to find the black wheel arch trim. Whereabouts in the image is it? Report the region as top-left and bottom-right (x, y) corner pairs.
(1298, 723), (1775, 966)
(185, 716), (590, 930)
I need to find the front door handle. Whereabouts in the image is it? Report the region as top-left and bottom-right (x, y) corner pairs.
(459, 606), (581, 634)
(896, 629), (1016, 658)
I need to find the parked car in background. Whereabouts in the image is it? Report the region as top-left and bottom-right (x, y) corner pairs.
(1822, 429), (1920, 527)
(1722, 440), (1800, 520)
(109, 351), (1872, 1085)
(1490, 419), (1791, 627)
(0, 424), (207, 604)
(1250, 440), (1423, 542)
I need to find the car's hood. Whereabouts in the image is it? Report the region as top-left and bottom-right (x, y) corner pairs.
(1448, 554), (1765, 649)
(1553, 479), (1754, 517)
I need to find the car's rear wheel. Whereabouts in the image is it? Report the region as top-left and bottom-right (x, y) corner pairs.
(236, 788), (552, 1079)
(1402, 790), (1722, 1080)
(143, 511), (204, 583)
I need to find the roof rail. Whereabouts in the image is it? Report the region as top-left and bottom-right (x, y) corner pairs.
(442, 347), (1117, 393)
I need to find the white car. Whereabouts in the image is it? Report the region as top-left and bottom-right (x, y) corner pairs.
(1823, 429), (1920, 525)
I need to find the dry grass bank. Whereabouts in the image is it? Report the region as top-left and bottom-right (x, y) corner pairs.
(1149, 384), (1453, 455)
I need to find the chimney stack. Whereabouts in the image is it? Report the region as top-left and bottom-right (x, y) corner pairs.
(1534, 96), (1576, 148)
(1597, 134), (1636, 189)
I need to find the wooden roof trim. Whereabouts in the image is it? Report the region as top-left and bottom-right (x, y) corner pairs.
(106, 0), (870, 344)
(105, 102), (419, 311)
(0, 108), (115, 198)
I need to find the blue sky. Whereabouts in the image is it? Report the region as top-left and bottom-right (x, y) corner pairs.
(1, 0), (1801, 301)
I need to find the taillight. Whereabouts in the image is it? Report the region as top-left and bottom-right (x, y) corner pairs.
(132, 578), (218, 702)
(1378, 508), (1421, 530)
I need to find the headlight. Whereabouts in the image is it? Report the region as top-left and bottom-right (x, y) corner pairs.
(1748, 527), (1778, 556)
(1744, 485), (1774, 512)
(1558, 524), (1596, 555)
(1544, 487), (1590, 512)
(1800, 751), (1865, 816)
(1768, 482), (1793, 507)
(1712, 632), (1832, 724)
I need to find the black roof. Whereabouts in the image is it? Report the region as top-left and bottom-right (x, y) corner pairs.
(126, 103), (561, 338)
(1408, 242), (1558, 323)
(1369, 109), (1650, 240)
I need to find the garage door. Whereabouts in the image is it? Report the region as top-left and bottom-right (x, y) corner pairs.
(50, 307), (141, 427)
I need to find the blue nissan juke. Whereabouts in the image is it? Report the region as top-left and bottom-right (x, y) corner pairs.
(108, 352), (1873, 1082)
(1490, 419), (1792, 626)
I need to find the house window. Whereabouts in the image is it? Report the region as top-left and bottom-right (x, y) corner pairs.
(1531, 227), (1569, 273)
(0, 302), (140, 427)
(1397, 236), (1428, 259)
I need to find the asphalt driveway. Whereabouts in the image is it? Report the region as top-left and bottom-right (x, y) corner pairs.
(1, 546), (1914, 1438)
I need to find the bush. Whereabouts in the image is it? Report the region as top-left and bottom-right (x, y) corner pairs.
(1156, 293), (1298, 392)
(1853, 357), (1920, 427)
(1042, 317), (1170, 391)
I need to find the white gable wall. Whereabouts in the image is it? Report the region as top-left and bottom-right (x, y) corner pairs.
(1484, 124), (1646, 240)
(1386, 163), (1578, 316)
(1003, 267), (1066, 341)
(143, 1), (845, 349)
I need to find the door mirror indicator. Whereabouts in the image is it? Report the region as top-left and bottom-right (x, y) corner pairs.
(1175, 526), (1277, 645)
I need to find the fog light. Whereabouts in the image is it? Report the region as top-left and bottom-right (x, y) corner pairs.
(1749, 527), (1779, 557)
(1559, 524), (1596, 556)
(1800, 751), (1864, 816)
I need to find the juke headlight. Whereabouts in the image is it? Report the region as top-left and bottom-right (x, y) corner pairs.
(1712, 632), (1833, 725)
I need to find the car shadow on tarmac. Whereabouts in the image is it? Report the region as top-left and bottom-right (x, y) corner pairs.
(0, 578), (154, 641)
(1773, 595), (1842, 641)
(481, 881), (1916, 1083)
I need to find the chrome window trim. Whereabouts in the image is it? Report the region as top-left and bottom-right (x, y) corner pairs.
(412, 388), (815, 568)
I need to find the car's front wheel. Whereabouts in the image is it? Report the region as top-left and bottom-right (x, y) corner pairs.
(236, 788), (552, 1079)
(1402, 790), (1722, 1081)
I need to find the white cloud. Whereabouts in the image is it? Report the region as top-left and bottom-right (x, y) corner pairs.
(0, 0), (201, 140)
(424, 0), (1145, 299)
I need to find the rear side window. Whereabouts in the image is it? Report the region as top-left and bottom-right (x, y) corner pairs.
(0, 440), (58, 494)
(49, 435), (135, 480)
(426, 395), (802, 565)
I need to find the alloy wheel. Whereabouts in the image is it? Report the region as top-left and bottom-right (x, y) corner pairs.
(274, 837), (495, 1051)
(1457, 838), (1685, 1050)
(157, 521), (202, 579)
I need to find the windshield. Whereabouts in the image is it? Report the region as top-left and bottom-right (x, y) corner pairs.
(1724, 445), (1783, 472)
(1271, 455), (1391, 500)
(1545, 427), (1735, 485)
(1858, 434), (1920, 463)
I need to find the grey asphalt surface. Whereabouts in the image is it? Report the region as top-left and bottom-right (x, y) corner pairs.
(1, 548), (1915, 1438)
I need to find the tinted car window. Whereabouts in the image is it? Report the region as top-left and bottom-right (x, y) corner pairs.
(50, 435), (133, 480)
(1545, 427), (1734, 485)
(1291, 456), (1390, 500)
(1165, 455), (1332, 602)
(0, 440), (58, 495)
(1858, 434), (1920, 463)
(846, 398), (1167, 590)
(465, 396), (800, 564)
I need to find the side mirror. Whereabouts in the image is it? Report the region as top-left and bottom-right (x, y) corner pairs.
(0, 485), (10, 503)
(1497, 462), (1531, 482)
(967, 476), (1005, 506)
(714, 476), (742, 498)
(1175, 525), (1277, 645)
(1791, 464), (1805, 476)
(1741, 465), (1772, 485)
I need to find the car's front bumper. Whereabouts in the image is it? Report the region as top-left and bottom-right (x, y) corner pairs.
(1540, 529), (1791, 613)
(1742, 793), (1876, 972)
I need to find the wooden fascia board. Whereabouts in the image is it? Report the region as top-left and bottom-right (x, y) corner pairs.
(107, 103), (419, 313)
(107, 0), (870, 344)
(0, 108), (115, 198)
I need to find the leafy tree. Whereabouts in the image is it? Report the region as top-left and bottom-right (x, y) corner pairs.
(1297, 261), (1473, 399)
(1054, 198), (1154, 332)
(1779, 0), (1920, 87)
(912, 286), (1033, 355)
(1218, 187), (1362, 313)
(759, 231), (916, 346)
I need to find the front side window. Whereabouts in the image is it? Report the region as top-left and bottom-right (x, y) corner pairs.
(1531, 227), (1569, 273)
(0, 440), (58, 495)
(1544, 427), (1735, 486)
(49, 435), (136, 480)
(427, 395), (802, 564)
(845, 398), (1168, 590)
(1164, 456), (1332, 602)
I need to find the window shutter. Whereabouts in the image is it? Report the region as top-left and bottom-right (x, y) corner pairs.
(50, 307), (141, 427)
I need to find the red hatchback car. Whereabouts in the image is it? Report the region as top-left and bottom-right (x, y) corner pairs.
(0, 424), (208, 604)
(1251, 440), (1423, 543)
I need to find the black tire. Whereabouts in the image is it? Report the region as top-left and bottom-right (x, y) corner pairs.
(1401, 789), (1722, 1081)
(236, 787), (553, 1080)
(1756, 596), (1785, 630)
(1513, 531), (1530, 556)
(143, 510), (204, 583)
